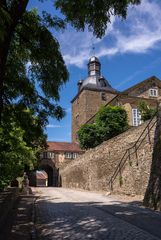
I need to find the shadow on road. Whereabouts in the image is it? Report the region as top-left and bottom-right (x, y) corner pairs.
(35, 197), (161, 240)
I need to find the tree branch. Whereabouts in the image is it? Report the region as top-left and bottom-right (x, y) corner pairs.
(10, 0), (29, 23)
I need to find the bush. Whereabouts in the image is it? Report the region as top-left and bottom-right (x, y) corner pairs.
(78, 105), (128, 149)
(138, 101), (156, 121)
(96, 105), (128, 140)
(78, 124), (102, 149)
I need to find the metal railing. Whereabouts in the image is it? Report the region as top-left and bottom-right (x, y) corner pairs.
(108, 113), (157, 191)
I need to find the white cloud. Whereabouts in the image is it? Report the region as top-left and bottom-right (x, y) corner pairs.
(46, 124), (63, 128)
(57, 0), (161, 67)
(59, 15), (116, 68)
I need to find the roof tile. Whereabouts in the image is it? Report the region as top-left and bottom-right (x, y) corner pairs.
(47, 142), (83, 152)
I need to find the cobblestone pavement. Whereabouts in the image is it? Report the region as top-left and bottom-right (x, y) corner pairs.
(33, 188), (161, 240)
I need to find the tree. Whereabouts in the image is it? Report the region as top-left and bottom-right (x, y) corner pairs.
(0, 104), (48, 189)
(0, 9), (69, 188)
(55, 0), (141, 38)
(138, 101), (156, 121)
(3, 9), (68, 123)
(0, 2), (68, 121)
(0, 0), (141, 120)
(96, 105), (128, 140)
(0, 120), (36, 189)
(78, 105), (128, 149)
(78, 124), (102, 149)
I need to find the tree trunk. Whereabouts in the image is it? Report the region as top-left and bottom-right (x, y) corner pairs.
(0, 0), (29, 122)
(143, 102), (161, 210)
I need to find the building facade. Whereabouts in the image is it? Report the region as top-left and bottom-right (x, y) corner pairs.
(72, 56), (161, 142)
(38, 142), (83, 186)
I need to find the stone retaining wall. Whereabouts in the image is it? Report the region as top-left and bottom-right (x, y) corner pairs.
(0, 187), (19, 231)
(60, 118), (156, 195)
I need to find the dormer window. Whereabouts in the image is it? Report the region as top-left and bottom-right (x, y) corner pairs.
(101, 92), (106, 101)
(149, 88), (158, 97)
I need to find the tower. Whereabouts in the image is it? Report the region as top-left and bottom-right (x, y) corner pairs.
(71, 56), (117, 143)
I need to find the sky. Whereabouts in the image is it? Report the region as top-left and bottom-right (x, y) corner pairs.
(27, 0), (161, 142)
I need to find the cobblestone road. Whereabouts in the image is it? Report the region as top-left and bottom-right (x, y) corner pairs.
(33, 188), (161, 240)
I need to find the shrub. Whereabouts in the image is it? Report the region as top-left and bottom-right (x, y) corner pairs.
(78, 124), (102, 149)
(96, 105), (128, 140)
(78, 105), (128, 149)
(138, 101), (156, 121)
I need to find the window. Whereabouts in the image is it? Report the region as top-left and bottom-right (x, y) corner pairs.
(43, 152), (47, 159)
(65, 152), (72, 159)
(101, 92), (106, 101)
(149, 88), (158, 97)
(65, 152), (78, 159)
(90, 70), (95, 76)
(47, 152), (55, 159)
(132, 108), (142, 126)
(43, 151), (54, 159)
(73, 153), (78, 159)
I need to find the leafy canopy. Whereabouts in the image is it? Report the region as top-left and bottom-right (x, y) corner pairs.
(4, 9), (68, 122)
(138, 101), (156, 121)
(1, 8), (69, 188)
(55, 0), (141, 38)
(78, 105), (128, 149)
(78, 124), (102, 150)
(0, 120), (36, 189)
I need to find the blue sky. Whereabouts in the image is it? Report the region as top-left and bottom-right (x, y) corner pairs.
(28, 0), (161, 142)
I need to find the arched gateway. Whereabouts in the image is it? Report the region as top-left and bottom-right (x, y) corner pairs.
(38, 141), (83, 187)
(39, 159), (59, 187)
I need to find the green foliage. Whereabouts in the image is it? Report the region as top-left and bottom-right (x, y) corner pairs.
(96, 105), (128, 140)
(78, 124), (102, 149)
(78, 105), (128, 149)
(55, 0), (141, 38)
(0, 5), (69, 188)
(138, 101), (156, 121)
(5, 9), (68, 121)
(0, 105), (47, 189)
(0, 121), (36, 189)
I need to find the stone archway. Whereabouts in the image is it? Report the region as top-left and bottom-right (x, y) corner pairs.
(39, 159), (59, 187)
(41, 165), (54, 186)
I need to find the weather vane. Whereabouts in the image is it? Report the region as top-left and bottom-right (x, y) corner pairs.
(91, 37), (96, 56)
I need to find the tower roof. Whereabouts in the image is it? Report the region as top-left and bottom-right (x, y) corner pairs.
(78, 56), (116, 93)
(88, 56), (100, 63)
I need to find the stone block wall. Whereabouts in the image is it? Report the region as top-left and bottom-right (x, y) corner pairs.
(60, 118), (156, 195)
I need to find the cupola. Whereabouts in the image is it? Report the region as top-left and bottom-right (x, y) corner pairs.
(76, 56), (117, 93)
(88, 56), (101, 76)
